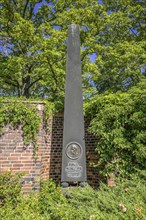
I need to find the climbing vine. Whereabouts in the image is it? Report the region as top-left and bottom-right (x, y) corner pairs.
(85, 79), (146, 179)
(0, 98), (54, 157)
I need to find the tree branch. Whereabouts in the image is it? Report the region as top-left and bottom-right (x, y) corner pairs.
(27, 77), (42, 90)
(29, 3), (35, 20)
(46, 57), (58, 86)
(129, 28), (138, 37)
(12, 0), (17, 6)
(4, 79), (17, 87)
(23, 0), (30, 18)
(81, 50), (90, 61)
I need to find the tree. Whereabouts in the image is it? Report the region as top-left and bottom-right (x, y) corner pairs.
(0, 0), (145, 106)
(0, 0), (67, 103)
(91, 0), (146, 93)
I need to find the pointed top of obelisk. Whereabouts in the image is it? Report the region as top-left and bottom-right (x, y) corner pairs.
(68, 24), (79, 37)
(68, 24), (78, 28)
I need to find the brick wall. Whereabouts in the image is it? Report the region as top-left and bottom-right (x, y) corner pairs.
(0, 103), (99, 192)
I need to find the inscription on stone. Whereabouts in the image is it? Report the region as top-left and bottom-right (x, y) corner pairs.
(65, 162), (83, 178)
(66, 142), (82, 160)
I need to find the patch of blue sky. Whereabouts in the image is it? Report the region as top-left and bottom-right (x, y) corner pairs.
(0, 42), (14, 55)
(81, 26), (89, 32)
(122, 77), (133, 90)
(98, 0), (103, 5)
(44, 34), (50, 38)
(90, 53), (97, 63)
(33, 1), (44, 14)
(82, 45), (89, 50)
(88, 78), (96, 87)
(129, 28), (139, 36)
(27, 50), (42, 57)
(141, 66), (146, 74)
(53, 26), (61, 30)
(33, 0), (54, 14)
(81, 45), (97, 63)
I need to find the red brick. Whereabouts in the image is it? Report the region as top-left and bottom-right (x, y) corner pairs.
(0, 105), (99, 193)
(0, 157), (8, 160)
(13, 164), (23, 167)
(2, 164), (12, 167)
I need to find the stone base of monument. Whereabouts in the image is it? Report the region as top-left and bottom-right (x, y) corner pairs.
(61, 181), (87, 188)
(61, 182), (69, 188)
(61, 182), (88, 199)
(79, 182), (87, 187)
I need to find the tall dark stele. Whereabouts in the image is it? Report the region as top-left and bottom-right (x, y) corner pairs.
(61, 24), (86, 186)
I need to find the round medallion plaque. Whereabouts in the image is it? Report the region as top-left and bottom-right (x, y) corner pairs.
(66, 143), (82, 160)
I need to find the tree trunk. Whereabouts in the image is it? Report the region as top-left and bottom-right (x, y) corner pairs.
(21, 75), (30, 98)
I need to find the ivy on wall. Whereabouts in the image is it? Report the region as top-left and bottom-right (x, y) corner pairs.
(0, 98), (54, 157)
(85, 79), (146, 179)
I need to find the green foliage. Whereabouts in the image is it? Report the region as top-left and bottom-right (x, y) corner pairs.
(0, 97), (54, 156)
(0, 0), (145, 108)
(0, 98), (41, 155)
(68, 174), (146, 220)
(0, 176), (145, 220)
(85, 80), (146, 178)
(38, 179), (68, 219)
(43, 100), (55, 131)
(0, 193), (43, 220)
(0, 171), (24, 206)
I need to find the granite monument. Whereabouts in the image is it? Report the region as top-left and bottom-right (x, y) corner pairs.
(61, 24), (87, 187)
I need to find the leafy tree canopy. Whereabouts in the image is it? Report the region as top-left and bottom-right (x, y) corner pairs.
(0, 0), (145, 110)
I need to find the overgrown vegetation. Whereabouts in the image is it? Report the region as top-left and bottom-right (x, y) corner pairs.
(0, 98), (54, 156)
(0, 173), (146, 220)
(85, 79), (146, 179)
(0, 171), (24, 206)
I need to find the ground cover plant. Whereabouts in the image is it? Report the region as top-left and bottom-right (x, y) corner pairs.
(0, 172), (146, 220)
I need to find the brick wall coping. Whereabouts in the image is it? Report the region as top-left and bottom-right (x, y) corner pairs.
(1, 100), (46, 104)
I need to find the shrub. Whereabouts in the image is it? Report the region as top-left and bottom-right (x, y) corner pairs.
(0, 171), (24, 206)
(0, 176), (145, 220)
(85, 80), (146, 179)
(67, 174), (146, 220)
(38, 179), (67, 219)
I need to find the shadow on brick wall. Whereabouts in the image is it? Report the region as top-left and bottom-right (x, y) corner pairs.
(49, 115), (99, 187)
(49, 115), (63, 183)
(85, 118), (99, 187)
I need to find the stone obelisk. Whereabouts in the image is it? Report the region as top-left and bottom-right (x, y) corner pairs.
(61, 24), (86, 186)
